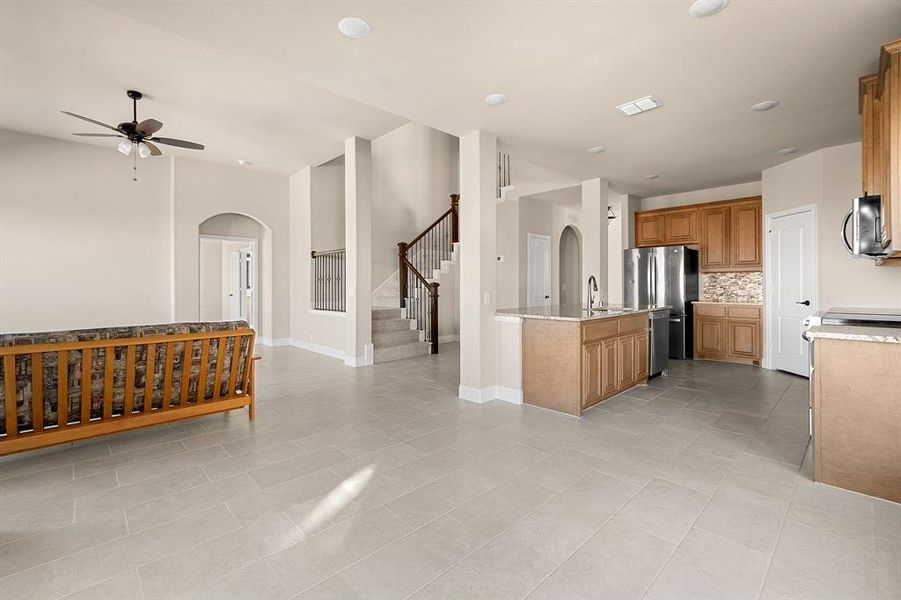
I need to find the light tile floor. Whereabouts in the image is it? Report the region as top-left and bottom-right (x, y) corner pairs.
(0, 344), (898, 599)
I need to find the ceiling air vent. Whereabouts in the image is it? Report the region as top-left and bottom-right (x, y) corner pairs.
(616, 96), (662, 116)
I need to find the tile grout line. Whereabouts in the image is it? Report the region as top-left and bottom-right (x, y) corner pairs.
(755, 478), (798, 599)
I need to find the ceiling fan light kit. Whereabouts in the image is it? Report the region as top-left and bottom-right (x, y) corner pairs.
(63, 89), (204, 181)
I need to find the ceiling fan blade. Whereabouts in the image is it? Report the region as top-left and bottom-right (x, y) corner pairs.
(144, 141), (163, 156)
(61, 111), (119, 132)
(150, 137), (204, 150)
(72, 133), (123, 137)
(137, 118), (163, 136)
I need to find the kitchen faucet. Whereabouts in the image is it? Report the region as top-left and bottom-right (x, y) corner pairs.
(586, 275), (600, 312)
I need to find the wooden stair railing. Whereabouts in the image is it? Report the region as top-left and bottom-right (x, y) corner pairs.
(396, 194), (459, 354)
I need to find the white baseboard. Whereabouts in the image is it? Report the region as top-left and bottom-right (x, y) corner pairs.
(439, 334), (459, 343)
(458, 384), (523, 405)
(344, 343), (374, 368)
(289, 338), (346, 360)
(258, 337), (291, 347)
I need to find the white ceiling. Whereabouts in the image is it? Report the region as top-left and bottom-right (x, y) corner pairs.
(3, 1), (900, 195)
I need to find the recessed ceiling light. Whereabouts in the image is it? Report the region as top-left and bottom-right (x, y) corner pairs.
(237, 159), (254, 166)
(644, 174), (660, 180)
(689, 0), (730, 18)
(750, 100), (779, 112)
(587, 145), (607, 154)
(338, 17), (371, 39)
(485, 93), (509, 106)
(777, 147), (798, 155)
(616, 95), (662, 116)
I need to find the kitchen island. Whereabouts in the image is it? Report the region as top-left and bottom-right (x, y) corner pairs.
(806, 324), (901, 503)
(496, 305), (665, 416)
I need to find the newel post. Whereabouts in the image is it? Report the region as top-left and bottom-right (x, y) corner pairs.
(397, 242), (408, 309)
(450, 194), (460, 244)
(428, 282), (439, 354)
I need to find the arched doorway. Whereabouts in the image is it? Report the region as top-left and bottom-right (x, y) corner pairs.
(197, 213), (270, 335)
(559, 225), (582, 305)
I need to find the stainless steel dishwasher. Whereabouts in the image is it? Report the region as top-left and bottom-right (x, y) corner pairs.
(649, 309), (670, 377)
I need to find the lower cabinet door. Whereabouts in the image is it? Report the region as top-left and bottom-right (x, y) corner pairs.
(696, 317), (727, 357)
(727, 319), (761, 360)
(581, 341), (603, 408)
(634, 331), (649, 381)
(601, 338), (618, 399)
(617, 335), (635, 391)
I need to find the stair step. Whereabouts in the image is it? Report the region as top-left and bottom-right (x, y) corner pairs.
(373, 329), (421, 348)
(372, 308), (402, 320)
(372, 318), (413, 333)
(373, 341), (430, 363)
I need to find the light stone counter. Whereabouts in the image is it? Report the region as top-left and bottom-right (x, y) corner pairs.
(496, 304), (668, 322)
(806, 324), (901, 344)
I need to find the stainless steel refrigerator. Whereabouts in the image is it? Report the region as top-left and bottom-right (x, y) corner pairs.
(623, 246), (699, 359)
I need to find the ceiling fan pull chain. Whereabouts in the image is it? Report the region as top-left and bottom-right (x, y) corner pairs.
(133, 149), (137, 182)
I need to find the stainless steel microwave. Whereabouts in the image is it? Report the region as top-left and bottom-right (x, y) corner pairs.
(841, 194), (888, 257)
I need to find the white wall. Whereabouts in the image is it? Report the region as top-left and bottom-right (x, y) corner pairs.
(289, 167), (347, 356)
(311, 156), (345, 251)
(607, 192), (640, 305)
(172, 157), (289, 343)
(0, 130), (172, 332)
(371, 122), (459, 290)
(199, 238), (224, 321)
(763, 142), (901, 310)
(641, 181), (762, 211)
(0, 130), (291, 341)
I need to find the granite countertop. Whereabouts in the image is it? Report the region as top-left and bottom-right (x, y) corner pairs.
(496, 304), (669, 322)
(806, 324), (901, 344)
(693, 301), (763, 305)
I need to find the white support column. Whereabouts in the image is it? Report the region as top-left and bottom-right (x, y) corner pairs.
(581, 178), (610, 303)
(345, 137), (373, 367)
(458, 130), (498, 402)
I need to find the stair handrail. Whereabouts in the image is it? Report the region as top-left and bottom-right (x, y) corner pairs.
(395, 194), (458, 355)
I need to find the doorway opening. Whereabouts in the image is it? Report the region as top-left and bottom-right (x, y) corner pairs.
(559, 225), (582, 305)
(199, 234), (259, 332)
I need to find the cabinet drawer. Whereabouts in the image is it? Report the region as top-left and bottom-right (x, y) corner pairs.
(582, 319), (618, 343)
(727, 305), (761, 320)
(694, 304), (727, 317)
(617, 314), (648, 335)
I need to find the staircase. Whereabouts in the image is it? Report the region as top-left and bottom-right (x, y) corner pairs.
(371, 194), (459, 364)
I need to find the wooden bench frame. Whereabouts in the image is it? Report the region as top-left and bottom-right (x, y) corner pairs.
(0, 328), (257, 456)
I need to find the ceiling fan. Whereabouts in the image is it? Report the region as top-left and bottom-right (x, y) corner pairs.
(62, 90), (204, 180)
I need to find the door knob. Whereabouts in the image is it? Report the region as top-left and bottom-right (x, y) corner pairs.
(796, 300), (811, 306)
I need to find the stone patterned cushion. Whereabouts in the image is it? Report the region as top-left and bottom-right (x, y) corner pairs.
(0, 321), (252, 435)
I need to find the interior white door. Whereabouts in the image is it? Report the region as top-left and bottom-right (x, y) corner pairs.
(527, 233), (552, 306)
(769, 208), (816, 376)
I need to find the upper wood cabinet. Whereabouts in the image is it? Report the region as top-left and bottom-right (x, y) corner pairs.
(664, 208), (699, 244)
(699, 206), (730, 272)
(860, 38), (901, 264)
(635, 212), (665, 247)
(730, 200), (763, 271)
(636, 197), (762, 272)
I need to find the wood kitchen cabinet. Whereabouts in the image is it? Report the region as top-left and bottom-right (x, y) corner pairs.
(699, 205), (731, 271)
(693, 302), (762, 366)
(522, 312), (652, 416)
(664, 208), (699, 244)
(634, 198), (762, 272)
(730, 200), (763, 271)
(635, 212), (665, 247)
(859, 38), (901, 264)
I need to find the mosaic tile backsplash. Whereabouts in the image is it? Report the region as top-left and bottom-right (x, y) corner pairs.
(702, 272), (763, 303)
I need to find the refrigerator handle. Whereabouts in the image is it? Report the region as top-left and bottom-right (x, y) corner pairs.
(651, 258), (657, 305)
